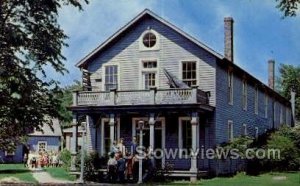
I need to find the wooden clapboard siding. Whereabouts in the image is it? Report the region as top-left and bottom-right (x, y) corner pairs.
(87, 17), (217, 106)
(27, 136), (61, 152)
(215, 64), (293, 144)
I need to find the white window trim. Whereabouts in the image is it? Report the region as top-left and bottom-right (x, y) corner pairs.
(242, 79), (247, 110)
(255, 127), (259, 138)
(132, 117), (165, 167)
(264, 94), (268, 118)
(255, 86), (259, 115)
(139, 29), (160, 51)
(102, 63), (120, 91)
(228, 120), (233, 141)
(38, 141), (47, 152)
(286, 108), (290, 125)
(280, 105), (283, 124)
(228, 70), (234, 105)
(100, 117), (120, 156)
(178, 117), (200, 158)
(5, 151), (15, 156)
(242, 123), (247, 136)
(179, 59), (200, 87)
(139, 58), (159, 89)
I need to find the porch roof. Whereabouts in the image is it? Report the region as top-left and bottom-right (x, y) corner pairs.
(71, 103), (214, 115)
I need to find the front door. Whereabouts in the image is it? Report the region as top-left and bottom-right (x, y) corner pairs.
(132, 117), (165, 168)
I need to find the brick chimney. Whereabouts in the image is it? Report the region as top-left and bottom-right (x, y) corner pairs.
(224, 17), (234, 62)
(268, 59), (275, 90)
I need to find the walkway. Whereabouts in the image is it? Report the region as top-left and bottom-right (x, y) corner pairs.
(29, 167), (75, 184)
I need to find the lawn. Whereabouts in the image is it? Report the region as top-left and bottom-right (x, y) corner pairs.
(0, 164), (37, 183)
(44, 167), (76, 181)
(169, 172), (300, 186)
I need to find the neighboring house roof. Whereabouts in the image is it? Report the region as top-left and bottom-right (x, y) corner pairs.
(75, 9), (223, 68)
(28, 119), (62, 137)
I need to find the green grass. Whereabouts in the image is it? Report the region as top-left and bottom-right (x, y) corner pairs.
(0, 164), (37, 183)
(44, 167), (76, 181)
(169, 172), (300, 186)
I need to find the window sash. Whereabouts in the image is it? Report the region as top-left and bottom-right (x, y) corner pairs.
(181, 120), (192, 155)
(255, 87), (259, 114)
(144, 72), (156, 89)
(182, 61), (197, 87)
(242, 80), (247, 110)
(264, 95), (268, 118)
(228, 71), (233, 104)
(143, 61), (157, 68)
(105, 65), (118, 91)
(228, 121), (233, 141)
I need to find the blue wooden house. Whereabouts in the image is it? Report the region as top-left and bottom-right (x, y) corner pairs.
(69, 9), (294, 180)
(0, 119), (62, 163)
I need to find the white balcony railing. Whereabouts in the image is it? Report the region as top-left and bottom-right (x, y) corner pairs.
(73, 87), (209, 107)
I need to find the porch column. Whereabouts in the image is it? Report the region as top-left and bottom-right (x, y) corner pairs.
(109, 114), (115, 150)
(149, 113), (155, 166)
(70, 114), (78, 171)
(149, 113), (155, 149)
(86, 115), (95, 152)
(190, 112), (199, 182)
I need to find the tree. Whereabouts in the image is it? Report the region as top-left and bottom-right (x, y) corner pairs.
(0, 0), (88, 150)
(276, 0), (300, 17)
(277, 64), (300, 121)
(57, 81), (82, 127)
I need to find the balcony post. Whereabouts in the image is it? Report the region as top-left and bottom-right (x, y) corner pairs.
(190, 112), (198, 182)
(72, 91), (78, 106)
(191, 85), (198, 103)
(110, 88), (117, 105)
(109, 114), (115, 150)
(150, 87), (157, 104)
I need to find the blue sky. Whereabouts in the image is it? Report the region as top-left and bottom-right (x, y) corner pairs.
(54, 0), (300, 87)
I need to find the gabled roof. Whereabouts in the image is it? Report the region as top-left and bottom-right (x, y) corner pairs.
(76, 9), (223, 68)
(28, 118), (62, 137)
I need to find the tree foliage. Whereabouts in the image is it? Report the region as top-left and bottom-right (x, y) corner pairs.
(57, 80), (82, 127)
(0, 0), (88, 150)
(278, 64), (300, 121)
(276, 0), (300, 17)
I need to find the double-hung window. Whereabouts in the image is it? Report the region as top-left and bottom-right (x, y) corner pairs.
(242, 79), (247, 110)
(228, 70), (233, 105)
(264, 94), (268, 118)
(242, 124), (247, 136)
(255, 86), (259, 115)
(228, 120), (234, 141)
(179, 118), (192, 156)
(105, 65), (118, 91)
(142, 60), (157, 89)
(182, 61), (197, 87)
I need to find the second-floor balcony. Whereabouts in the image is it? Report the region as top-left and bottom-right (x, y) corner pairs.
(72, 87), (210, 107)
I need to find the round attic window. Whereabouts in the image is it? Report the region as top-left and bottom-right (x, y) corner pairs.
(142, 32), (156, 48)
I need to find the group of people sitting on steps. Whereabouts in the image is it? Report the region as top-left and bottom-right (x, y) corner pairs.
(106, 137), (155, 183)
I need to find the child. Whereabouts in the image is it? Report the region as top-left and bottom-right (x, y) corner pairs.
(23, 154), (28, 167)
(117, 154), (126, 183)
(107, 152), (117, 183)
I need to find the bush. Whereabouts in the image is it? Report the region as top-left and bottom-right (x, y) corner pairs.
(265, 127), (300, 171)
(76, 151), (107, 182)
(59, 149), (72, 170)
(246, 126), (300, 174)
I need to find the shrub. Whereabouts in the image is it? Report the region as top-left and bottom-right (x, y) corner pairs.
(59, 149), (72, 170)
(76, 151), (106, 182)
